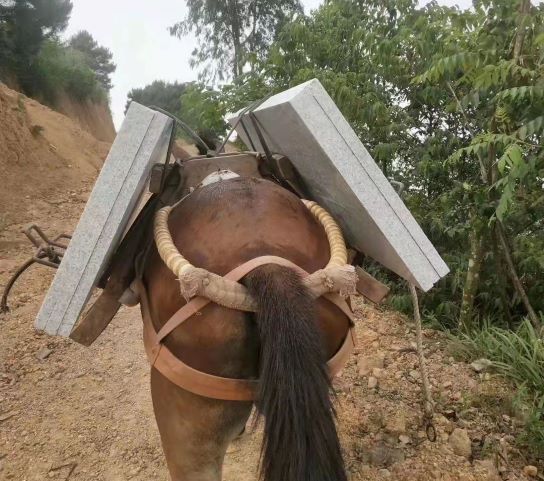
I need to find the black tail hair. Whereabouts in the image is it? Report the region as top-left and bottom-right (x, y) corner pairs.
(245, 264), (347, 481)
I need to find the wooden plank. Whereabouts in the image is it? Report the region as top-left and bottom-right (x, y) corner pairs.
(355, 266), (390, 304)
(69, 282), (122, 347)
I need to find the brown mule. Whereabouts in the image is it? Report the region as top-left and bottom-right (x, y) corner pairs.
(143, 177), (350, 481)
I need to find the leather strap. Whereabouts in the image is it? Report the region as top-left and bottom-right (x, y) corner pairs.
(156, 256), (307, 343)
(138, 256), (356, 401)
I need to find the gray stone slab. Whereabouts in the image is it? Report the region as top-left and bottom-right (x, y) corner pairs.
(229, 79), (448, 291)
(35, 102), (173, 336)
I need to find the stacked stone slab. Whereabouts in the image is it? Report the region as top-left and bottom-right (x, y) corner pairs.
(35, 102), (173, 336)
(229, 79), (449, 291)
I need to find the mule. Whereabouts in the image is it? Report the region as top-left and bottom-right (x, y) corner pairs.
(143, 176), (350, 481)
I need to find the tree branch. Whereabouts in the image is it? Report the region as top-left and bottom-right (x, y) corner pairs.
(446, 81), (488, 183)
(495, 222), (541, 332)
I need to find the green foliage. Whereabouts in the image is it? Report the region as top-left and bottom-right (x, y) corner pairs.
(0, 0), (73, 94)
(179, 83), (228, 137)
(68, 30), (116, 91)
(124, 80), (227, 139)
(32, 39), (106, 103)
(0, 1), (112, 105)
(170, 0), (302, 80)
(454, 319), (544, 459)
(125, 80), (188, 115)
(199, 0), (544, 332)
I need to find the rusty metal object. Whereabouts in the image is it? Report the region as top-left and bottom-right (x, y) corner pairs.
(1, 225), (70, 313)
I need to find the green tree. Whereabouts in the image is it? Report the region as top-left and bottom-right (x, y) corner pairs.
(69, 30), (116, 91)
(216, 0), (544, 331)
(33, 38), (106, 103)
(125, 80), (188, 114)
(169, 0), (302, 81)
(414, 0), (544, 330)
(178, 83), (228, 136)
(0, 0), (73, 94)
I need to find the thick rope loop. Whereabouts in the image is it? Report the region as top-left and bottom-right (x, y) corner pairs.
(154, 199), (357, 311)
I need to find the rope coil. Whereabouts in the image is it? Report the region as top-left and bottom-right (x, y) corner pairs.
(154, 199), (357, 311)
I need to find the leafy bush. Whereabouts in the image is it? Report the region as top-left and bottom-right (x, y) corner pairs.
(32, 39), (106, 104)
(179, 83), (228, 137)
(125, 80), (188, 115)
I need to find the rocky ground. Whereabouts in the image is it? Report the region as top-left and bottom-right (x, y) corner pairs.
(0, 84), (541, 481)
(1, 185), (540, 480)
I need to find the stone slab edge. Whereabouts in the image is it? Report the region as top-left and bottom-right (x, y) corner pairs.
(35, 103), (173, 336)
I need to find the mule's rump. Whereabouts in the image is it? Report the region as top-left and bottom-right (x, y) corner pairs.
(144, 177), (350, 377)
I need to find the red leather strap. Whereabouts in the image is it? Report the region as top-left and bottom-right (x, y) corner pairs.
(138, 256), (356, 401)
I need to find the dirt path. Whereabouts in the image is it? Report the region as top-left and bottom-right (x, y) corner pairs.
(1, 183), (537, 481)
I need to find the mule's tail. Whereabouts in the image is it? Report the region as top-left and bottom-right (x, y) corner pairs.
(245, 264), (347, 481)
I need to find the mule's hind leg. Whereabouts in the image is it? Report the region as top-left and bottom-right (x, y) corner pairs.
(151, 368), (252, 481)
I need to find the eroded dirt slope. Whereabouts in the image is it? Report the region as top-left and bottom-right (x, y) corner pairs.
(0, 83), (110, 232)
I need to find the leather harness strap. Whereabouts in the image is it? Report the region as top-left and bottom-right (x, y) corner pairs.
(138, 255), (357, 401)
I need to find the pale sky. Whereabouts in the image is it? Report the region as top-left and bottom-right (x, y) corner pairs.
(64, 0), (472, 129)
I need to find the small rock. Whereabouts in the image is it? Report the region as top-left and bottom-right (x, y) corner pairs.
(523, 465), (538, 478)
(357, 352), (385, 376)
(368, 376), (378, 389)
(372, 367), (385, 379)
(398, 434), (411, 445)
(451, 391), (462, 401)
(470, 358), (492, 373)
(434, 414), (454, 433)
(36, 348), (53, 360)
(360, 329), (379, 344)
(442, 380), (453, 389)
(385, 411), (406, 435)
(409, 370), (420, 380)
(378, 468), (392, 478)
(365, 443), (405, 467)
(474, 459), (502, 481)
(449, 428), (472, 458)
(473, 459), (500, 481)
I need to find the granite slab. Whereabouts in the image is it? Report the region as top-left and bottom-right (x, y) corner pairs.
(229, 79), (449, 291)
(35, 102), (173, 336)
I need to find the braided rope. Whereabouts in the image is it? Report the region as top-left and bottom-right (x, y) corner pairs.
(301, 200), (347, 267)
(154, 198), (356, 311)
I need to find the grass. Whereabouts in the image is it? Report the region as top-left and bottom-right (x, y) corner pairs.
(17, 93), (25, 113)
(452, 318), (544, 461)
(30, 124), (44, 137)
